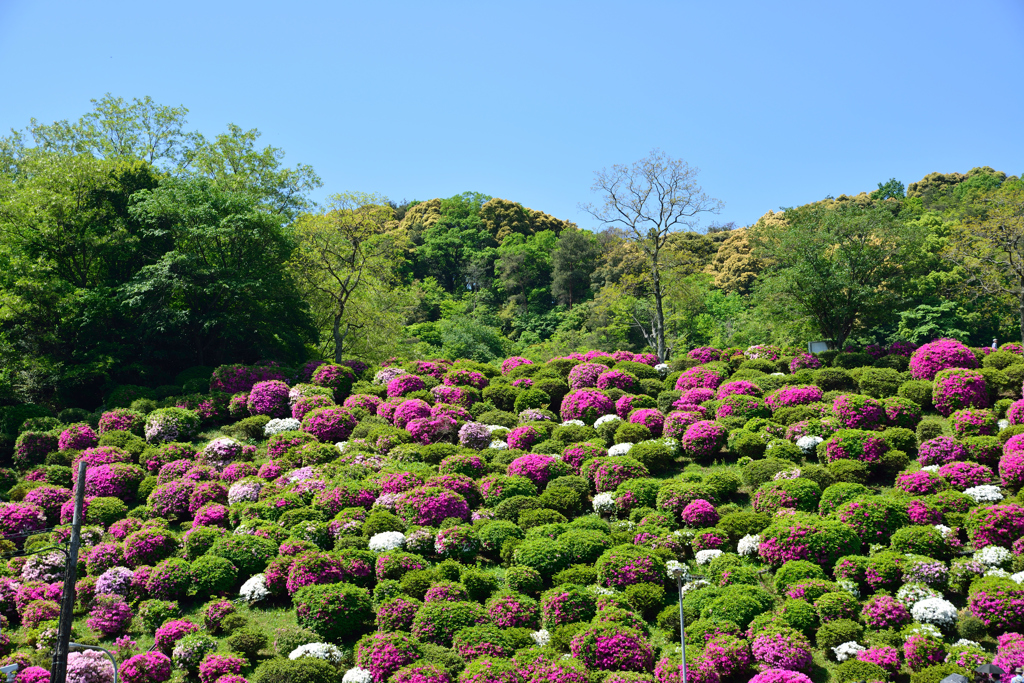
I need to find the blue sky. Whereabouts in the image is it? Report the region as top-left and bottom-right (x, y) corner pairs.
(2, 0), (1022, 229)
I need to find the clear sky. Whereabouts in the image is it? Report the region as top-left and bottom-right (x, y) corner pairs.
(2, 0), (1022, 229)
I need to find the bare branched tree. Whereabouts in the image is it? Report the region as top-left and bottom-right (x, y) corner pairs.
(580, 149), (722, 360)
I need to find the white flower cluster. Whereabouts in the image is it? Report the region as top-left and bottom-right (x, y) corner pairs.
(587, 585), (615, 596)
(485, 424), (508, 433)
(343, 668), (373, 683)
(837, 578), (861, 599)
(660, 437), (681, 455)
(832, 641), (865, 662)
(903, 623), (943, 641)
(531, 629), (551, 647)
(911, 597), (958, 627)
(770, 372), (785, 376)
(1011, 572), (1024, 584)
(666, 560), (689, 580)
(737, 535), (760, 557)
(999, 419), (1011, 431)
(336, 441), (349, 453)
(368, 531), (406, 552)
(489, 440), (508, 450)
(655, 363), (670, 377)
(239, 574), (270, 603)
(974, 545), (1012, 568)
(264, 418), (302, 436)
(921, 465), (940, 473)
(673, 529), (697, 544)
(680, 579), (710, 595)
(795, 436), (823, 455)
(933, 524), (954, 538)
(965, 485), (1004, 503)
(373, 368), (408, 385)
(986, 568), (1011, 578)
(592, 493), (616, 514)
(290, 643), (345, 665)
(955, 639), (981, 648)
(695, 549), (723, 565)
(896, 582), (941, 608)
(560, 419), (585, 427)
(609, 443), (633, 456)
(594, 414), (621, 428)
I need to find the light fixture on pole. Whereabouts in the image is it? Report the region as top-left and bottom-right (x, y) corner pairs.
(667, 560), (690, 683)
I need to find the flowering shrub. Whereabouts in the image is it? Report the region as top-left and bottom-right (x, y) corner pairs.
(154, 620), (200, 654)
(120, 652), (172, 683)
(560, 390), (615, 424)
(758, 513), (861, 568)
(951, 407), (997, 437)
(67, 650), (115, 683)
(388, 374), (426, 397)
(823, 429), (887, 464)
(895, 470), (949, 496)
(144, 408), (200, 444)
(86, 594), (133, 637)
(751, 628), (813, 672)
(831, 394), (886, 429)
(917, 436), (967, 466)
(302, 406), (358, 442)
(966, 504), (1024, 548)
(99, 408), (145, 435)
(569, 623), (653, 672)
(766, 386), (823, 411)
(902, 634), (945, 671)
(59, 422), (99, 451)
(597, 370), (637, 392)
(247, 380), (291, 418)
(675, 365), (729, 392)
(933, 368), (988, 416)
(789, 354), (822, 373)
(910, 338), (979, 380)
(860, 594), (911, 629)
(680, 420), (727, 460)
(595, 546), (665, 588)
(715, 395), (769, 421)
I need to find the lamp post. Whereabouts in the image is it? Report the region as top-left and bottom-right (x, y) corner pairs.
(668, 561), (690, 683)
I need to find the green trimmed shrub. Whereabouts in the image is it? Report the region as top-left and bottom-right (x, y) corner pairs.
(294, 582), (374, 641)
(251, 657), (337, 683)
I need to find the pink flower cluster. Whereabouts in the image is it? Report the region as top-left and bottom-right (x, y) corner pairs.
(909, 338), (979, 380)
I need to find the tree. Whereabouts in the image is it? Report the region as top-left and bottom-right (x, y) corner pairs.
(581, 149), (722, 360)
(183, 124), (321, 220)
(704, 227), (761, 294)
(551, 227), (600, 308)
(24, 94), (198, 168)
(288, 193), (408, 362)
(870, 178), (906, 200)
(748, 203), (925, 349)
(121, 177), (315, 366)
(944, 180), (1024, 342)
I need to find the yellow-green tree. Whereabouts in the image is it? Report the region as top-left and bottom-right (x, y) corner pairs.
(288, 192), (409, 362)
(945, 180), (1024, 343)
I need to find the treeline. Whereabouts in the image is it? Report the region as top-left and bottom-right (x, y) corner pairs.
(0, 95), (1021, 410)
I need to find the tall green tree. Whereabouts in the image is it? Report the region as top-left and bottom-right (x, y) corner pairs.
(749, 203), (925, 349)
(581, 149), (722, 360)
(121, 177), (315, 366)
(551, 227), (600, 308)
